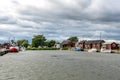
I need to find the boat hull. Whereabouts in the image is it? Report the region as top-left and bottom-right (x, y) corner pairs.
(10, 47), (19, 53)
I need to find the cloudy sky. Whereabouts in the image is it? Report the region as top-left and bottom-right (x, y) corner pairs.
(0, 0), (120, 43)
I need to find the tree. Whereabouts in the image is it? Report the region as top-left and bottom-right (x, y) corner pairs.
(45, 40), (56, 47)
(32, 35), (46, 48)
(22, 40), (29, 48)
(67, 36), (78, 42)
(17, 39), (29, 48)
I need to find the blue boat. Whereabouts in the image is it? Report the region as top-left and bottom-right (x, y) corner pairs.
(74, 47), (83, 51)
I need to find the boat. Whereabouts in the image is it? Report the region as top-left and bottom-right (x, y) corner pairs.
(9, 46), (19, 53)
(74, 47), (83, 51)
(88, 48), (97, 52)
(100, 47), (111, 53)
(8, 36), (19, 53)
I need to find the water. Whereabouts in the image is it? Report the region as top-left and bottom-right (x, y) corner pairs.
(0, 50), (120, 80)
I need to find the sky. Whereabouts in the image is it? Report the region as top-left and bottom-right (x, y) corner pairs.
(0, 0), (120, 43)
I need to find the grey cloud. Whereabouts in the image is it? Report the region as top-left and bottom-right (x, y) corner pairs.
(0, 0), (120, 42)
(0, 16), (17, 24)
(18, 0), (120, 23)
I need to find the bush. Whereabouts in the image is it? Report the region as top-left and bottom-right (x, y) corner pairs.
(26, 48), (60, 50)
(62, 47), (69, 50)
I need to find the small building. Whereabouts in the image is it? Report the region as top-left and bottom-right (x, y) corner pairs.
(102, 42), (119, 50)
(79, 40), (105, 51)
(54, 43), (61, 48)
(61, 40), (75, 48)
(79, 40), (86, 49)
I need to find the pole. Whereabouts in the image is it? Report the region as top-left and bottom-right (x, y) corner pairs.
(100, 32), (101, 40)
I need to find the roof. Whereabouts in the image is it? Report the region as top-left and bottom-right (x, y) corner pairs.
(85, 40), (105, 44)
(61, 40), (73, 45)
(103, 42), (119, 44)
(79, 40), (86, 44)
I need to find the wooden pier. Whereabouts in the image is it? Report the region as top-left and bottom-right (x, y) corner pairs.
(0, 48), (8, 56)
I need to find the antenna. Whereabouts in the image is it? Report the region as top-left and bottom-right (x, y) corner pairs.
(100, 32), (101, 40)
(9, 36), (15, 44)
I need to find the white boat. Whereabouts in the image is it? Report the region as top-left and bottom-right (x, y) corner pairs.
(88, 48), (97, 52)
(101, 47), (111, 53)
(21, 46), (26, 51)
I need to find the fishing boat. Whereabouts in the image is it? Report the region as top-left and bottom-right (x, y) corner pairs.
(9, 36), (19, 53)
(9, 46), (19, 53)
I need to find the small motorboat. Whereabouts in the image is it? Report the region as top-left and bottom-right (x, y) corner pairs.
(88, 48), (97, 52)
(74, 47), (83, 51)
(101, 47), (111, 53)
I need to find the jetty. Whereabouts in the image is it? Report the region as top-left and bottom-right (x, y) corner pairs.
(0, 48), (8, 56)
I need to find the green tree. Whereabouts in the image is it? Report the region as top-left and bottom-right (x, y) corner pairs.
(17, 39), (29, 48)
(45, 40), (56, 47)
(32, 35), (46, 48)
(68, 36), (78, 42)
(22, 40), (29, 48)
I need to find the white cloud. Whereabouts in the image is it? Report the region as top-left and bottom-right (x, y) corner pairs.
(0, 24), (21, 30)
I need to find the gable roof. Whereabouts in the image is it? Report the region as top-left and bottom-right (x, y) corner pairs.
(85, 40), (105, 44)
(79, 40), (86, 44)
(61, 40), (75, 45)
(103, 42), (119, 44)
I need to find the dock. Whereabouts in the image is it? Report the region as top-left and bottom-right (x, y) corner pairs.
(0, 48), (8, 56)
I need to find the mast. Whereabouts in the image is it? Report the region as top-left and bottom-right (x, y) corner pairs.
(100, 32), (101, 40)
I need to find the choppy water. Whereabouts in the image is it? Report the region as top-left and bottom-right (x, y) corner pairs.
(0, 50), (120, 80)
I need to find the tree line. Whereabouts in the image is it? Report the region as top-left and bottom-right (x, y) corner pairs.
(17, 35), (78, 48)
